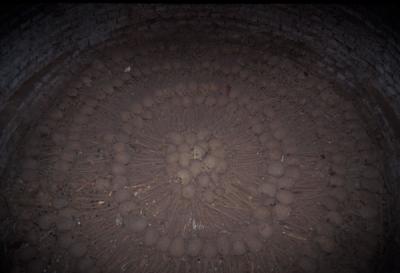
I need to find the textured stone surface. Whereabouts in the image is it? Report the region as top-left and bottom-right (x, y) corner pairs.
(0, 4), (399, 272)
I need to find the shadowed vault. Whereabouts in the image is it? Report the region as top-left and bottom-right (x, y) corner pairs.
(0, 4), (399, 273)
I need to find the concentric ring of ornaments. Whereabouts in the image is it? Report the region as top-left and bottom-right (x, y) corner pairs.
(94, 83), (303, 259)
(7, 40), (385, 273)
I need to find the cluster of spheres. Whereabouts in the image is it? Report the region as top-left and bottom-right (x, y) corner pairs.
(0, 27), (387, 273)
(165, 130), (229, 200)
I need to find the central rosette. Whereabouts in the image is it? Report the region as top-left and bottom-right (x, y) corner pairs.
(164, 130), (228, 201)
